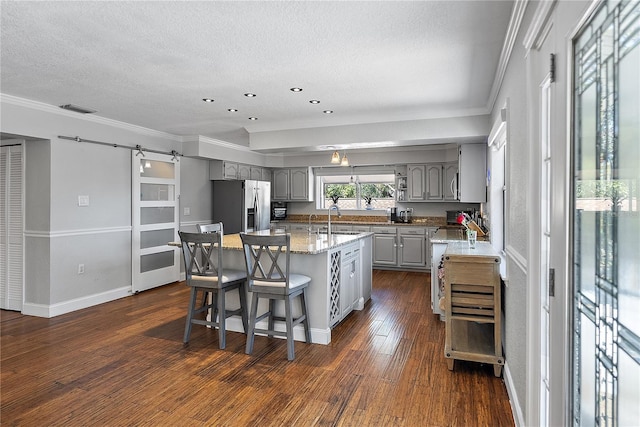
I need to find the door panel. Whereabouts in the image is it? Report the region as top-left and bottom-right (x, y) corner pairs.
(132, 152), (180, 293)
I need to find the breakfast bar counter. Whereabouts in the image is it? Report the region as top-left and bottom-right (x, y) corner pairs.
(177, 230), (373, 345)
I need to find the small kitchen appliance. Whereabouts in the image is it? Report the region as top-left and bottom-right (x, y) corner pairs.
(271, 202), (287, 220)
(387, 207), (398, 223)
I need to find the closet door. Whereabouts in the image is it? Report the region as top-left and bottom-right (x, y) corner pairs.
(0, 144), (24, 311)
(132, 152), (180, 293)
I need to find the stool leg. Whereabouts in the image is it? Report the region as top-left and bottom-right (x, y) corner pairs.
(246, 292), (259, 355)
(238, 281), (249, 333)
(267, 299), (276, 338)
(301, 288), (312, 344)
(183, 287), (198, 344)
(217, 288), (226, 349)
(285, 296), (295, 361)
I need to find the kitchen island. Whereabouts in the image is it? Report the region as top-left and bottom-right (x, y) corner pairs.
(198, 230), (373, 345)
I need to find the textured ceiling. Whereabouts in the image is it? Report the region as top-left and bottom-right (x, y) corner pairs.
(1, 1), (514, 149)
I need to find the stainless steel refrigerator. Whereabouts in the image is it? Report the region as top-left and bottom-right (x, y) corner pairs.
(212, 180), (271, 234)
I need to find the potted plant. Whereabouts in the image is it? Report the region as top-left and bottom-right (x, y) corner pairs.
(363, 195), (373, 210)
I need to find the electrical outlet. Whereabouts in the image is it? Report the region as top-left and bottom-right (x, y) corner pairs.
(183, 207), (191, 216)
(78, 195), (90, 206)
(78, 264), (85, 274)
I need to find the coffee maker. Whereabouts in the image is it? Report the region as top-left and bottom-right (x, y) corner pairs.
(387, 207), (398, 223)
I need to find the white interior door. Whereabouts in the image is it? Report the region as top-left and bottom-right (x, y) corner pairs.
(0, 144), (24, 311)
(132, 151), (180, 293)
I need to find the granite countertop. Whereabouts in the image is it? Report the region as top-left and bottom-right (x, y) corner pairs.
(444, 241), (500, 259)
(275, 215), (460, 228)
(430, 227), (489, 243)
(222, 230), (373, 255)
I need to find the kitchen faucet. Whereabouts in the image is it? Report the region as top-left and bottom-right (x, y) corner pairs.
(308, 213), (318, 233)
(327, 204), (341, 238)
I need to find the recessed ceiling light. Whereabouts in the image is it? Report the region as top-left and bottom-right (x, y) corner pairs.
(248, 117), (258, 120)
(309, 100), (320, 104)
(228, 108), (238, 112)
(290, 87), (303, 92)
(202, 98), (214, 103)
(244, 93), (256, 97)
(323, 110), (334, 114)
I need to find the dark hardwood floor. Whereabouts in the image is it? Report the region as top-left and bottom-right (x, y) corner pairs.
(1, 270), (514, 426)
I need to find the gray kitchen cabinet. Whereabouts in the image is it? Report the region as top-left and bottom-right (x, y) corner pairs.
(426, 164), (443, 200)
(290, 168), (312, 200)
(261, 168), (272, 183)
(238, 164), (251, 180)
(398, 227), (427, 268)
(209, 160), (239, 180)
(407, 163), (444, 201)
(372, 226), (397, 266)
(250, 166), (262, 181)
(210, 160), (269, 181)
(272, 169), (290, 200)
(352, 225), (371, 233)
(407, 165), (426, 201)
(333, 224), (353, 233)
(444, 162), (458, 201)
(458, 144), (487, 202)
(272, 167), (313, 201)
(341, 244), (360, 319)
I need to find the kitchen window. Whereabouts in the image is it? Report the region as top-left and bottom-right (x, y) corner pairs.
(315, 168), (396, 211)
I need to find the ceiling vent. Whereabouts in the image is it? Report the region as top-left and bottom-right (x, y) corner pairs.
(59, 104), (97, 114)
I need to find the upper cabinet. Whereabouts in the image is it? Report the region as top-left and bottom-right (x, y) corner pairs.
(444, 162), (458, 201)
(209, 160), (270, 181)
(407, 165), (426, 201)
(272, 167), (314, 201)
(407, 163), (443, 201)
(403, 145), (485, 203)
(426, 164), (443, 200)
(458, 144), (487, 203)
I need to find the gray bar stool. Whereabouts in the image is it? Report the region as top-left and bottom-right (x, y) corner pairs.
(179, 225), (248, 349)
(240, 232), (312, 361)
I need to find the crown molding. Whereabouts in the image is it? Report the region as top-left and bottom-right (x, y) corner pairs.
(486, 0), (529, 112)
(0, 93), (180, 142)
(523, 0), (557, 51)
(181, 134), (253, 152)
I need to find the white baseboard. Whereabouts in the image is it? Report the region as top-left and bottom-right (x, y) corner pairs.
(22, 286), (131, 318)
(225, 317), (331, 345)
(504, 361), (525, 427)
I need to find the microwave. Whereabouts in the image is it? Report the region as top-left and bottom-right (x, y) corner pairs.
(271, 202), (287, 220)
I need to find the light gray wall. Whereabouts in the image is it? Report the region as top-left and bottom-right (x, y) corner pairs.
(179, 156), (213, 229)
(1, 98), (211, 311)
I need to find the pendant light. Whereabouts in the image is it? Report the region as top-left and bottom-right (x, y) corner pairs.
(330, 151), (341, 164)
(340, 152), (349, 166)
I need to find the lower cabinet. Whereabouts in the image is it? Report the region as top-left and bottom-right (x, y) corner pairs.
(398, 228), (427, 268)
(373, 226), (433, 270)
(329, 242), (362, 327)
(372, 226), (397, 266)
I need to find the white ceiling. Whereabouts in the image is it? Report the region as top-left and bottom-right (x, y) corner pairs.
(1, 1), (514, 152)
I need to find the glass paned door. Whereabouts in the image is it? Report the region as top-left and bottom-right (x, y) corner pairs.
(573, 1), (640, 425)
(132, 152), (180, 293)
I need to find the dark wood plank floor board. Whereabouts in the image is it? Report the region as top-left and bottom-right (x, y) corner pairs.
(1, 270), (514, 426)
